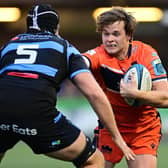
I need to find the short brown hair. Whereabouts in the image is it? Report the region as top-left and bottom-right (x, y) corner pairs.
(96, 7), (137, 38)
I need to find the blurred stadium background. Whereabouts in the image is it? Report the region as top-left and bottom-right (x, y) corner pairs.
(0, 0), (168, 167)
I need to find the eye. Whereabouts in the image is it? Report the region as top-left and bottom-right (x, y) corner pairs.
(113, 31), (120, 36)
(102, 31), (109, 36)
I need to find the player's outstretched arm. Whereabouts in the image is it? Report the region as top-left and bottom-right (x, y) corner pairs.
(73, 72), (136, 160)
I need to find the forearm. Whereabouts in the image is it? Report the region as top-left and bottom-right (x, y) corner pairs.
(88, 90), (121, 138)
(134, 90), (168, 107)
(120, 77), (168, 107)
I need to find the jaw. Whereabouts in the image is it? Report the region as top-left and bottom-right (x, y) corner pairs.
(105, 46), (119, 55)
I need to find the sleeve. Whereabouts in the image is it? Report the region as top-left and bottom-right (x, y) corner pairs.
(82, 49), (100, 71)
(141, 44), (167, 82)
(66, 42), (90, 79)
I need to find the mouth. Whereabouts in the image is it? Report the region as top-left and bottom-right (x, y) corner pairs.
(107, 44), (117, 48)
(106, 44), (117, 50)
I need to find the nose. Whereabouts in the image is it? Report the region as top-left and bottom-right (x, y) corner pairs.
(107, 34), (114, 42)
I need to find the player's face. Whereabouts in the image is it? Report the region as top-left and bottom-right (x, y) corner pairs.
(102, 21), (131, 58)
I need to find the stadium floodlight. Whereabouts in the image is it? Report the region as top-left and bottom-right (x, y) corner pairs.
(0, 7), (21, 22)
(161, 10), (168, 26)
(93, 7), (163, 22)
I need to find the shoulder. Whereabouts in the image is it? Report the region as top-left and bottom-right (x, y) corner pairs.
(132, 41), (167, 80)
(82, 45), (106, 69)
(132, 40), (159, 60)
(133, 40), (157, 52)
(83, 44), (104, 57)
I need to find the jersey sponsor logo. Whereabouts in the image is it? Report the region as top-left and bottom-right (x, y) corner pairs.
(0, 123), (37, 136)
(19, 34), (53, 41)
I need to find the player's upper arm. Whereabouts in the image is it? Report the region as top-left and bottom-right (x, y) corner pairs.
(73, 71), (102, 98)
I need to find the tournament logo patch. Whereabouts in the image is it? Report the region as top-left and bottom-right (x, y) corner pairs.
(152, 59), (166, 75)
(152, 52), (158, 57)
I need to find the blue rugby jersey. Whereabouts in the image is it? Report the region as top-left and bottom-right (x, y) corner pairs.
(0, 32), (90, 88)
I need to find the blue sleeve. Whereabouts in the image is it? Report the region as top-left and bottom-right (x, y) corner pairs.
(66, 41), (90, 79)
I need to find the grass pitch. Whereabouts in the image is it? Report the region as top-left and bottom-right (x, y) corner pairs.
(1, 140), (168, 168)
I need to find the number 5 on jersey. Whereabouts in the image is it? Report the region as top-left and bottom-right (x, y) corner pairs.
(15, 44), (39, 64)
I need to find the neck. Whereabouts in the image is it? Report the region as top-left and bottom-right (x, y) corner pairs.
(117, 43), (131, 60)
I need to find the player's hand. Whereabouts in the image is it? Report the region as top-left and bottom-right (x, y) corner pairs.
(119, 141), (136, 161)
(120, 73), (138, 98)
(113, 136), (136, 161)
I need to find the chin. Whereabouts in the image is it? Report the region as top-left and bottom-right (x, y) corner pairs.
(105, 47), (118, 55)
(106, 50), (117, 56)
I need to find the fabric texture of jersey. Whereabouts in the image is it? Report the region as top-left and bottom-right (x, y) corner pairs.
(83, 40), (167, 133)
(0, 32), (90, 153)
